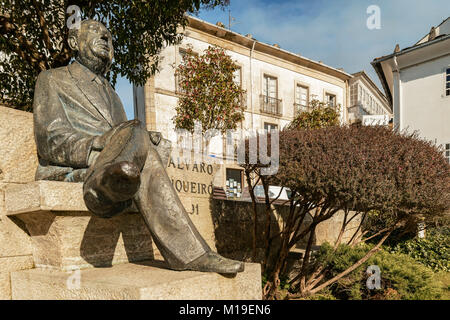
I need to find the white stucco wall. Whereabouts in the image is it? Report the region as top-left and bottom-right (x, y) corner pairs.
(150, 34), (346, 141)
(400, 54), (450, 147)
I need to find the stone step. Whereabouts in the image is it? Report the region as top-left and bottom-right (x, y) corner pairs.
(11, 261), (262, 300)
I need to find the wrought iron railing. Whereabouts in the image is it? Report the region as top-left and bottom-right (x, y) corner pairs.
(260, 95), (282, 116)
(238, 93), (247, 109)
(293, 103), (311, 114)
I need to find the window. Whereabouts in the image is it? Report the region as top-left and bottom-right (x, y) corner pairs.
(233, 67), (246, 108)
(226, 168), (243, 199)
(350, 83), (357, 106)
(325, 93), (336, 108)
(264, 122), (278, 132)
(176, 48), (198, 93)
(446, 68), (450, 96)
(295, 84), (309, 113)
(233, 67), (241, 87)
(263, 75), (277, 100)
(445, 144), (450, 164)
(260, 75), (282, 115)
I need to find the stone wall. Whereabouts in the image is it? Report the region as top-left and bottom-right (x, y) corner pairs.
(210, 198), (362, 269)
(0, 106), (37, 299)
(0, 106), (361, 298)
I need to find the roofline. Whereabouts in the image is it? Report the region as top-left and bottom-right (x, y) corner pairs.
(186, 15), (352, 82)
(371, 34), (450, 106)
(372, 34), (450, 64)
(415, 16), (450, 45)
(370, 60), (393, 107)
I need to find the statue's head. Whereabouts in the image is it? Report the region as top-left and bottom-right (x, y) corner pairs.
(68, 19), (114, 75)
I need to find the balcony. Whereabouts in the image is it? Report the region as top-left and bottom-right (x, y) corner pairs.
(260, 95), (282, 116)
(294, 103), (311, 115)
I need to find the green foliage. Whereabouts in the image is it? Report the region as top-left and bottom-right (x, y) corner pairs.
(288, 99), (340, 129)
(173, 45), (245, 134)
(313, 243), (443, 300)
(0, 0), (229, 110)
(243, 124), (450, 299)
(387, 227), (450, 272)
(270, 126), (450, 218)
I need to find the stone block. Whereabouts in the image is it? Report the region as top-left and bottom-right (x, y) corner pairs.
(5, 181), (87, 214)
(7, 210), (155, 271)
(4, 180), (221, 270)
(0, 106), (38, 183)
(0, 255), (34, 300)
(0, 215), (32, 258)
(11, 261), (262, 300)
(0, 182), (33, 258)
(5, 181), (155, 270)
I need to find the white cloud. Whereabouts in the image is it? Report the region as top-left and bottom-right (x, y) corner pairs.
(115, 0), (449, 117)
(199, 0), (450, 88)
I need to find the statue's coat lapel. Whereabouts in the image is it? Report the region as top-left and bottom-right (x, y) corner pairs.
(68, 61), (114, 127)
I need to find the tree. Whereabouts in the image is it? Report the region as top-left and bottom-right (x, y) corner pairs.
(0, 0), (229, 110)
(173, 45), (245, 134)
(288, 99), (340, 130)
(241, 125), (450, 299)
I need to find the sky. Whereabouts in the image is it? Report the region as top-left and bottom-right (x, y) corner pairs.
(116, 0), (450, 119)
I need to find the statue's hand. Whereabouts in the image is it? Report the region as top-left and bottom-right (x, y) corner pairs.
(92, 135), (106, 151)
(92, 129), (115, 151)
(92, 120), (141, 151)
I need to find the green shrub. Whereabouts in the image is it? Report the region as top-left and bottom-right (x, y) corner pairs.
(312, 243), (443, 300)
(387, 227), (450, 272)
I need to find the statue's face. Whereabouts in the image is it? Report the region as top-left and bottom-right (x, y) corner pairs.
(77, 20), (114, 65)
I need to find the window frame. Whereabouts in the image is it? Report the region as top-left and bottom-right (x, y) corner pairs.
(264, 122), (279, 132)
(260, 71), (282, 116)
(225, 168), (244, 199)
(294, 81), (310, 114)
(445, 67), (450, 97)
(263, 73), (278, 101)
(324, 91), (337, 108)
(176, 46), (199, 94)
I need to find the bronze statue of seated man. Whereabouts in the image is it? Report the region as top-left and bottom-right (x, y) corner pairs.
(32, 19), (244, 274)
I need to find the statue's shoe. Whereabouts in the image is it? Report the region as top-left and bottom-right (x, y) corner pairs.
(176, 252), (245, 274)
(83, 161), (140, 218)
(97, 161), (141, 202)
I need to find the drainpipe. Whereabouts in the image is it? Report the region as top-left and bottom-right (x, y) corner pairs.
(392, 56), (402, 129)
(250, 40), (256, 129)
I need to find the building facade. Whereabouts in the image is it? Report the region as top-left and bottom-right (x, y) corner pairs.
(372, 17), (450, 162)
(134, 16), (356, 195)
(348, 71), (392, 125)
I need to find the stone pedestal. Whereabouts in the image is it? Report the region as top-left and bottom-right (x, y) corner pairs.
(6, 181), (154, 271)
(5, 180), (262, 300)
(11, 261), (262, 300)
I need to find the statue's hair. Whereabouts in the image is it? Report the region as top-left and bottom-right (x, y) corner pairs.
(67, 19), (95, 51)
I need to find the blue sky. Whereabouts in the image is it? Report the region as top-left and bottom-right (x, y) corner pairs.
(116, 0), (450, 119)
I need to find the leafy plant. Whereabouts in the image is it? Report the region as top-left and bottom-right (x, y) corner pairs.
(312, 243), (443, 300)
(387, 227), (450, 272)
(240, 125), (450, 299)
(0, 0), (229, 110)
(173, 45), (245, 134)
(288, 99), (340, 129)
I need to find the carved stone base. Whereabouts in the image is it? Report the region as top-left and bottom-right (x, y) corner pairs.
(11, 261), (262, 300)
(5, 181), (154, 271)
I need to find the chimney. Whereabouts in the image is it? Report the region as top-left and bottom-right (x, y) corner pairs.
(216, 21), (225, 28)
(273, 43), (280, 48)
(429, 26), (436, 41)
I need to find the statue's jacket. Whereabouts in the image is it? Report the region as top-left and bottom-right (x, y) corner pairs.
(33, 60), (128, 181)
